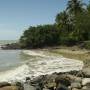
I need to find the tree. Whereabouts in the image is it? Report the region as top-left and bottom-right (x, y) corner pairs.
(66, 0), (85, 15)
(55, 11), (72, 33)
(87, 1), (90, 13)
(20, 25), (60, 48)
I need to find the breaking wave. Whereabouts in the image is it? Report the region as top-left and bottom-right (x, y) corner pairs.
(0, 50), (84, 82)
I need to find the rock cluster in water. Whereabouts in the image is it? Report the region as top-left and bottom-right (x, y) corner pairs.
(0, 67), (90, 90)
(1, 43), (20, 50)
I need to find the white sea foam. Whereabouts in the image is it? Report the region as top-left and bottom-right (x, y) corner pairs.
(0, 50), (84, 82)
(23, 50), (47, 57)
(0, 64), (30, 82)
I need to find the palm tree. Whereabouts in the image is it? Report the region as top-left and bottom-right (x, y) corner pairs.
(55, 11), (69, 28)
(55, 11), (73, 33)
(66, 0), (85, 15)
(87, 1), (90, 13)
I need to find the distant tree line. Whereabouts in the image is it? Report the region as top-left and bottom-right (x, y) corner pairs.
(20, 0), (90, 49)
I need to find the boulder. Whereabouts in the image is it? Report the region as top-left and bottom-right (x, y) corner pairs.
(0, 86), (19, 90)
(0, 82), (11, 88)
(43, 88), (49, 90)
(82, 67), (90, 78)
(24, 84), (36, 90)
(82, 78), (90, 86)
(31, 75), (46, 85)
(55, 75), (71, 87)
(15, 82), (24, 90)
(45, 82), (56, 90)
(1, 43), (20, 50)
(72, 88), (80, 90)
(71, 82), (81, 89)
(56, 84), (69, 90)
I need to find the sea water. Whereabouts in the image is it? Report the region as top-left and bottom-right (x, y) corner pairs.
(0, 40), (84, 82)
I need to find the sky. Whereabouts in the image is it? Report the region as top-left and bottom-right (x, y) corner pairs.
(0, 0), (89, 40)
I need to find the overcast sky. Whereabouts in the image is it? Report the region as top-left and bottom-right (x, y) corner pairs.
(0, 0), (89, 40)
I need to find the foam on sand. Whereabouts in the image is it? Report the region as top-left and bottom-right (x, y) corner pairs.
(0, 50), (84, 82)
(23, 50), (47, 57)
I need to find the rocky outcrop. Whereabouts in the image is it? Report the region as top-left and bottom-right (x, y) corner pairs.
(24, 69), (90, 90)
(1, 43), (21, 50)
(0, 68), (90, 90)
(0, 82), (24, 90)
(0, 82), (11, 88)
(0, 86), (19, 90)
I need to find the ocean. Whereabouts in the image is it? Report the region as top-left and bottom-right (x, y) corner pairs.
(0, 40), (84, 82)
(0, 40), (18, 45)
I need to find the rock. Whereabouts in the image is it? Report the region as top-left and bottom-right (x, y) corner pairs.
(26, 77), (31, 81)
(45, 82), (56, 90)
(55, 75), (71, 87)
(56, 84), (69, 90)
(71, 82), (81, 89)
(0, 82), (11, 88)
(74, 77), (82, 83)
(65, 74), (82, 83)
(31, 75), (46, 85)
(44, 74), (57, 83)
(82, 78), (90, 86)
(82, 67), (90, 78)
(15, 82), (24, 90)
(43, 88), (49, 90)
(35, 85), (42, 90)
(71, 88), (80, 90)
(82, 86), (88, 89)
(24, 83), (36, 90)
(1, 43), (20, 50)
(0, 86), (19, 90)
(68, 71), (79, 76)
(82, 88), (90, 90)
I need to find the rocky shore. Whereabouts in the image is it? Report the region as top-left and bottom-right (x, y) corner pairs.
(0, 45), (90, 90)
(0, 67), (90, 90)
(0, 43), (21, 50)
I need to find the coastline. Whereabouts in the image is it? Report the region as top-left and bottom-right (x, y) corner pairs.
(0, 47), (90, 90)
(0, 49), (84, 83)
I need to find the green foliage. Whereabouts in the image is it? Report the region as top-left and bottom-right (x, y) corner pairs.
(82, 41), (90, 49)
(20, 0), (90, 48)
(20, 25), (60, 48)
(74, 13), (90, 41)
(66, 0), (85, 15)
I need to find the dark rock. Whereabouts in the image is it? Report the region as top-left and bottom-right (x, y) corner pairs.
(31, 75), (46, 85)
(68, 71), (79, 76)
(15, 82), (24, 90)
(55, 75), (71, 87)
(26, 77), (31, 81)
(56, 84), (69, 90)
(45, 82), (56, 90)
(1, 43), (20, 50)
(0, 82), (11, 88)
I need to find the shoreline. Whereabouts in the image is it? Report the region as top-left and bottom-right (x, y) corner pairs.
(0, 69), (90, 90)
(0, 49), (84, 83)
(0, 46), (90, 90)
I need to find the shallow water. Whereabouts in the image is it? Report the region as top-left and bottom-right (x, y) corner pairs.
(0, 50), (30, 71)
(0, 49), (83, 82)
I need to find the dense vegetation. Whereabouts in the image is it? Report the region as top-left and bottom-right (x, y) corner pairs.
(20, 0), (90, 49)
